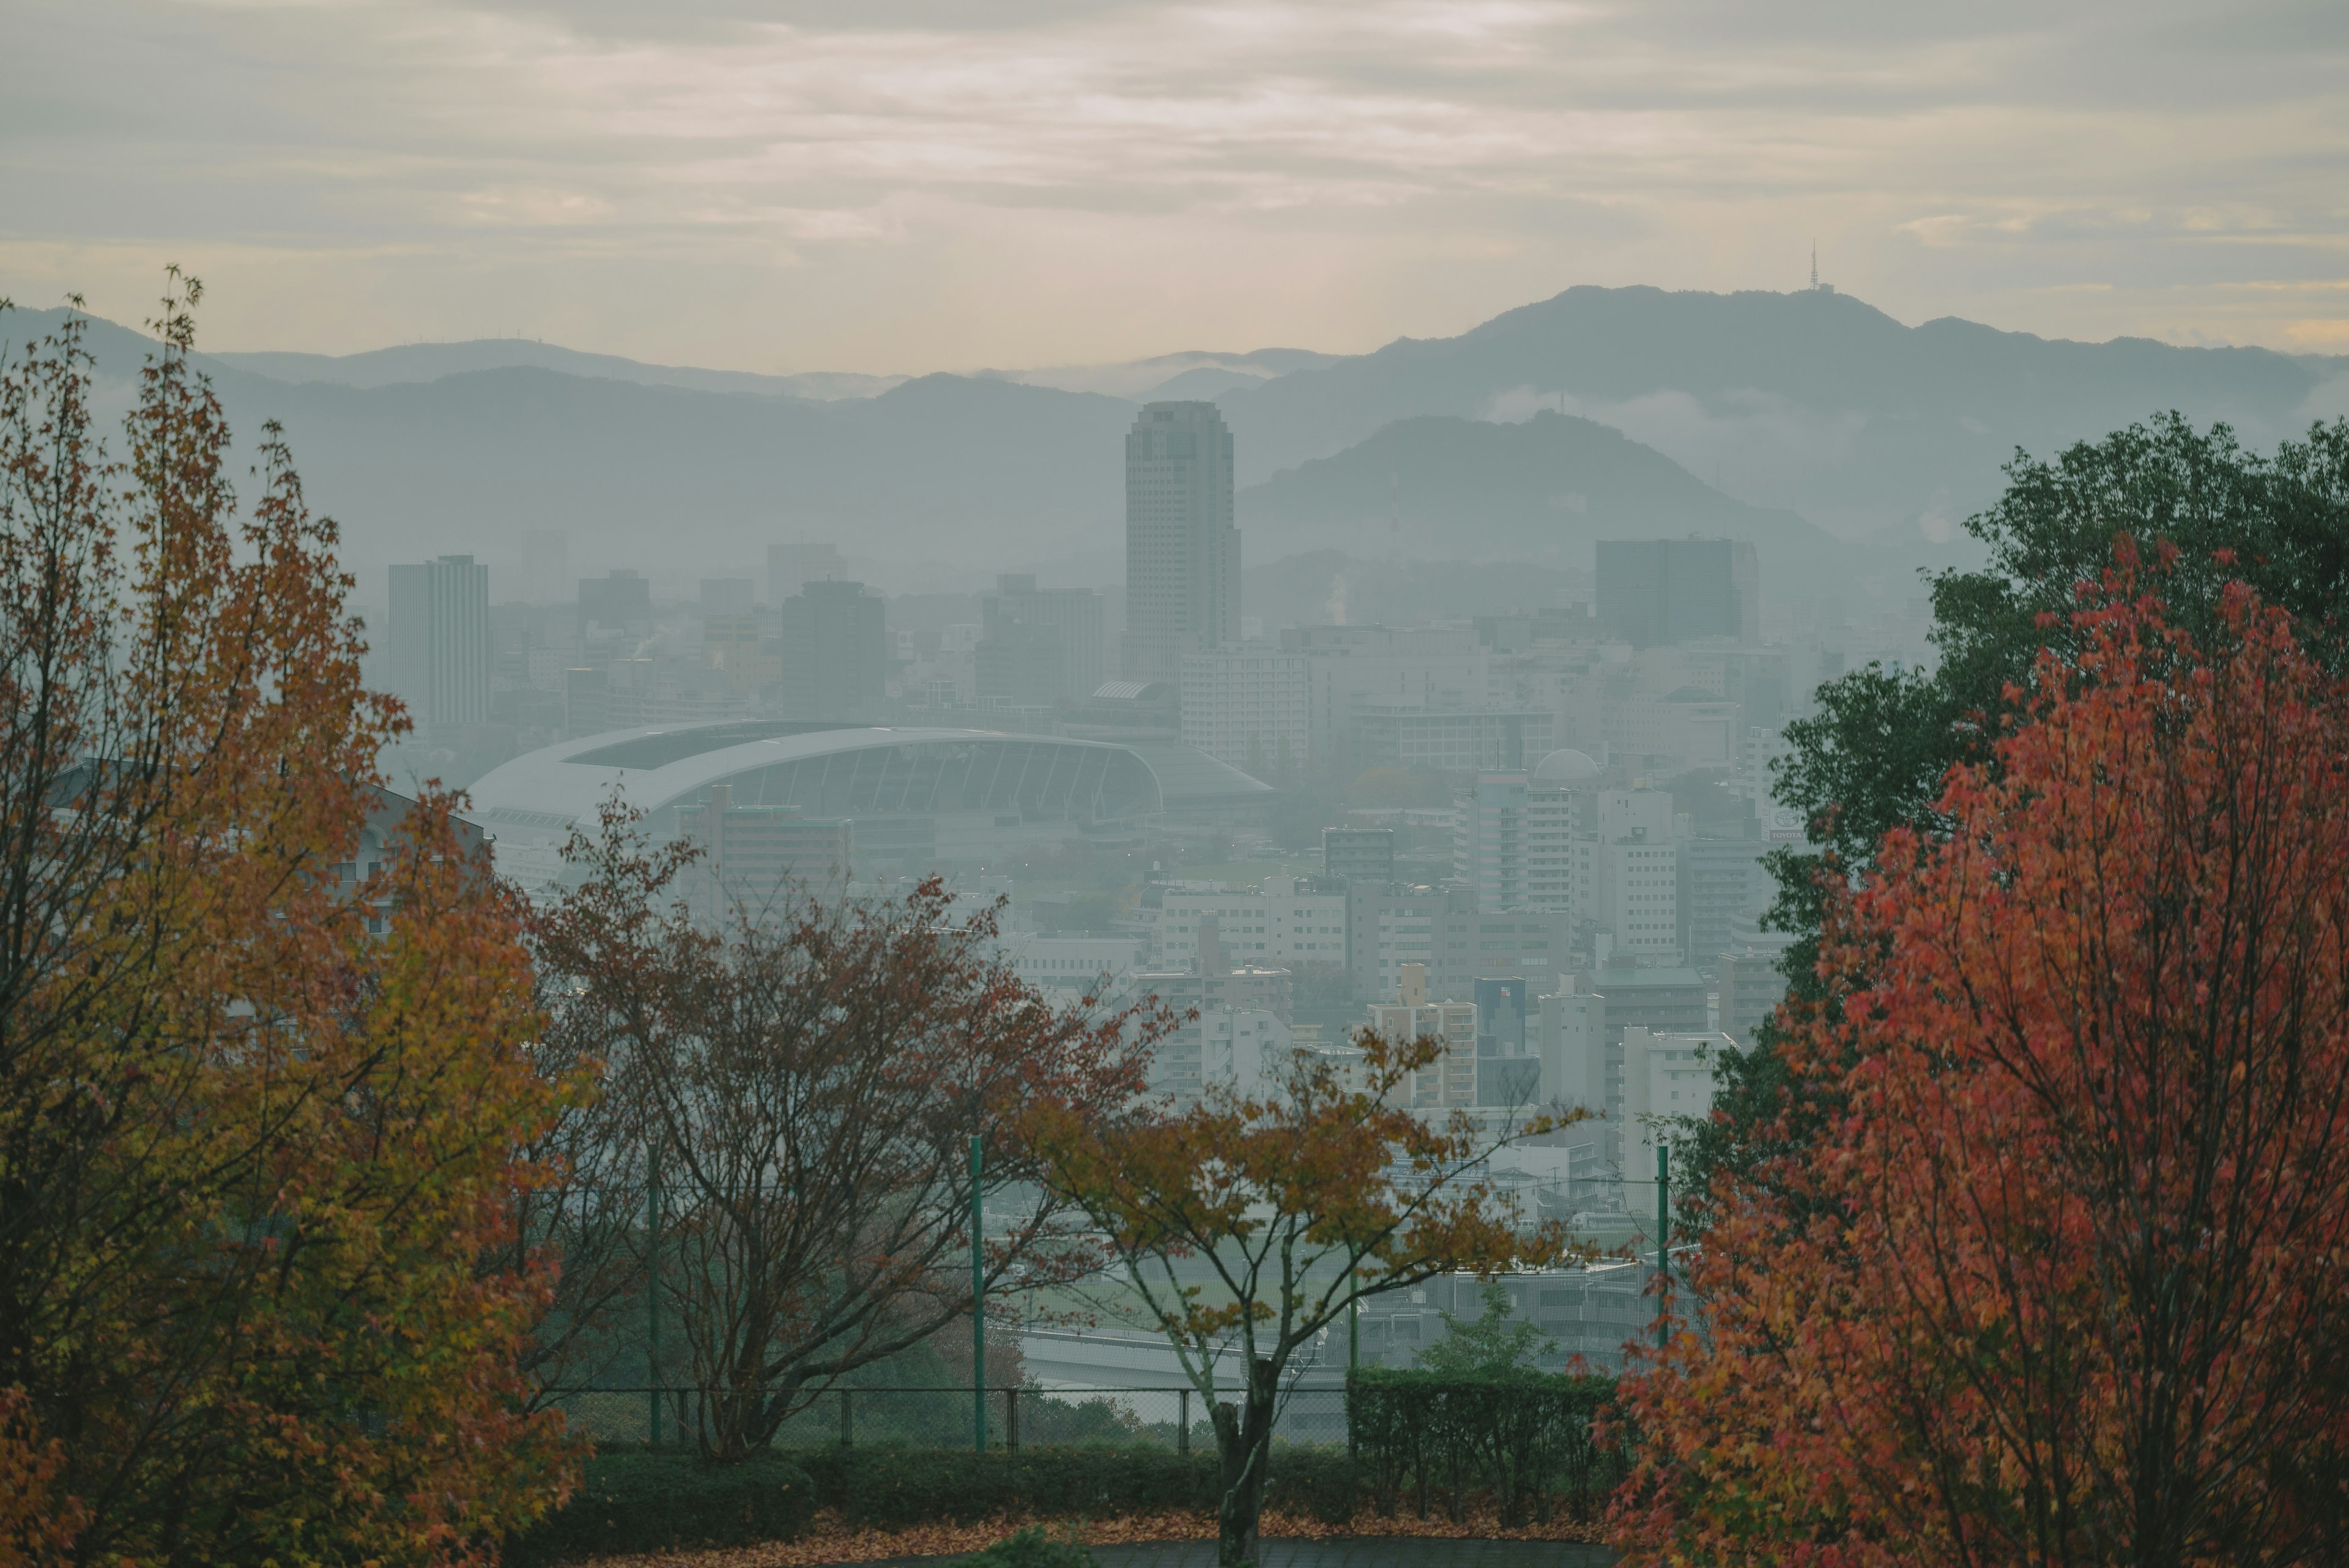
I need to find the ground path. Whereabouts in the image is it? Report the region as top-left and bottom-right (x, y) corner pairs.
(853, 1544), (1616, 1568)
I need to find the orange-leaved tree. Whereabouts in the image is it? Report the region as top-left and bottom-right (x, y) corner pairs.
(1614, 561), (2349, 1567)
(1027, 1034), (1583, 1567)
(0, 283), (576, 1565)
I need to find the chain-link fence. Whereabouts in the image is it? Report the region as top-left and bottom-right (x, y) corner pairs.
(552, 1384), (1352, 1452)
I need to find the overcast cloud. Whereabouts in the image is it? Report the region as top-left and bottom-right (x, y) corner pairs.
(3, 0), (2345, 370)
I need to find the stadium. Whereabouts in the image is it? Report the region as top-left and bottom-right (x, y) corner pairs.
(466, 721), (1274, 889)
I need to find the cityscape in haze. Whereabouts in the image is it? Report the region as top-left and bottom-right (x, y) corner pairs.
(9, 4), (2349, 1561)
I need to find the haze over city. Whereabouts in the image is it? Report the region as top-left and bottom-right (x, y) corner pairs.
(6, 6), (2349, 1564)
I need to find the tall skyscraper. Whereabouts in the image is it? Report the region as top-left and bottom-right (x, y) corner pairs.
(777, 578), (886, 719)
(387, 554), (491, 734)
(1123, 401), (1238, 683)
(1596, 538), (1753, 648)
(977, 573), (1105, 704)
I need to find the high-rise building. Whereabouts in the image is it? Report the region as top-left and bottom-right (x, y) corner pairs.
(1597, 538), (1754, 648)
(579, 569), (651, 630)
(1180, 643), (1309, 773)
(776, 578), (886, 719)
(978, 574), (1104, 704)
(387, 554), (490, 734)
(1123, 402), (1238, 683)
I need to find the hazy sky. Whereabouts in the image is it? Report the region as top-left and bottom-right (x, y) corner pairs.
(6, 0), (2345, 372)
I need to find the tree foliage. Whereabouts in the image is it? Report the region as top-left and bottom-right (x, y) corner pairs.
(1028, 1036), (1581, 1566)
(0, 285), (575, 1564)
(1686, 412), (2349, 1224)
(1617, 575), (2349, 1566)
(528, 806), (1160, 1463)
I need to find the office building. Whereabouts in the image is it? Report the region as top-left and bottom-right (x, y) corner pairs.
(1596, 538), (1757, 648)
(1551, 959), (1709, 1164)
(776, 579), (887, 719)
(1123, 402), (1239, 683)
(1154, 879), (1348, 972)
(1180, 643), (1310, 773)
(1345, 885), (1572, 1002)
(1679, 828), (1770, 969)
(979, 574), (1105, 703)
(579, 569), (652, 630)
(674, 782), (852, 916)
(1474, 976), (1539, 1107)
(387, 554), (491, 734)
(1322, 827), (1396, 885)
(1718, 947), (1790, 1047)
(1355, 705), (1550, 774)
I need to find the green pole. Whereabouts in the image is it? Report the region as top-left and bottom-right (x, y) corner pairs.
(1655, 1142), (1671, 1350)
(971, 1133), (987, 1452)
(648, 1146), (662, 1446)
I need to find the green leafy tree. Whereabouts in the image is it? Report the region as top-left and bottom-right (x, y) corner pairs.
(1417, 1279), (1552, 1375)
(1683, 411), (2349, 1227)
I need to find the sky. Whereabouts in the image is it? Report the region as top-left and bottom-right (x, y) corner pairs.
(4, 0), (2346, 373)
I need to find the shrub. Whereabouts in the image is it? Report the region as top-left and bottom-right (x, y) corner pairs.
(1347, 1369), (1626, 1525)
(506, 1449), (815, 1567)
(959, 1524), (1100, 1568)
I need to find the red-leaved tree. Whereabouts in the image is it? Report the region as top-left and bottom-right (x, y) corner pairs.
(1616, 559), (2349, 1567)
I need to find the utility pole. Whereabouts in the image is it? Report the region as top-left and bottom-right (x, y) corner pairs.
(1655, 1142), (1671, 1350)
(971, 1133), (987, 1452)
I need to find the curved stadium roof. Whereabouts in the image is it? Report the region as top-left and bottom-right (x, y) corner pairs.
(466, 721), (1271, 841)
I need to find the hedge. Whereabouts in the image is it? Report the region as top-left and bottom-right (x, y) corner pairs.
(793, 1443), (1360, 1530)
(505, 1449), (815, 1567)
(510, 1444), (1357, 1563)
(1346, 1369), (1628, 1525)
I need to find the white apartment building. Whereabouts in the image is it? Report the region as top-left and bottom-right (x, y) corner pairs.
(1284, 625), (1488, 764)
(1148, 1007), (1292, 1110)
(1364, 965), (1479, 1109)
(1154, 877), (1348, 969)
(1179, 642), (1310, 771)
(1622, 1027), (1730, 1214)
(1000, 934), (1147, 994)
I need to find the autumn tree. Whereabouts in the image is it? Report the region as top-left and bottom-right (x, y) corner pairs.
(529, 806), (1160, 1462)
(1617, 571), (2349, 1567)
(1028, 1035), (1582, 1567)
(1685, 413), (2349, 1225)
(0, 286), (574, 1565)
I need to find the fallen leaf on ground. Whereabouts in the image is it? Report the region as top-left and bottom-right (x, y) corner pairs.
(566, 1506), (1609, 1567)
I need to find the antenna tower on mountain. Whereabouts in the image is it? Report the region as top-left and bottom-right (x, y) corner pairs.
(1810, 242), (1817, 291)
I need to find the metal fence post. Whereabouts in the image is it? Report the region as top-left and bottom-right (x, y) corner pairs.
(840, 1385), (853, 1447)
(1006, 1387), (1019, 1453)
(1178, 1388), (1189, 1456)
(647, 1150), (662, 1446)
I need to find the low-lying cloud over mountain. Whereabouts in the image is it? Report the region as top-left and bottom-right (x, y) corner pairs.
(15, 284), (2342, 612)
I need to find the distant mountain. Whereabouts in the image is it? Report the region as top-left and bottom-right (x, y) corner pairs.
(1216, 286), (2349, 541)
(205, 340), (900, 400)
(0, 307), (1134, 584)
(13, 286), (2343, 612)
(1239, 409), (1896, 616)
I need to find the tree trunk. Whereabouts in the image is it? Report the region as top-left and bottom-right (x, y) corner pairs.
(1215, 1358), (1280, 1566)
